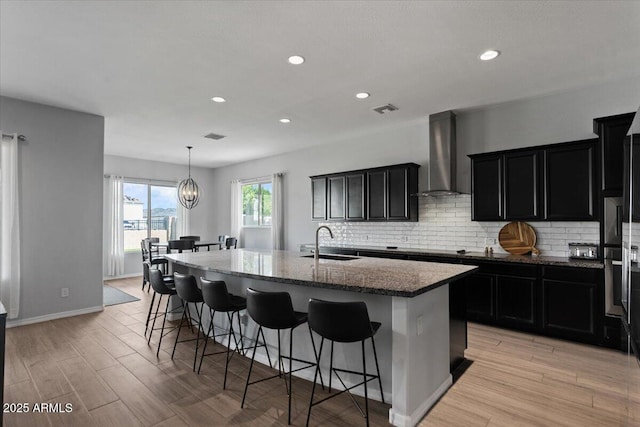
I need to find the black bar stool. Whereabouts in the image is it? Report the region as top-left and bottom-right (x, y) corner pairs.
(143, 262), (175, 334)
(197, 277), (247, 389)
(171, 272), (205, 371)
(241, 288), (323, 425)
(306, 299), (384, 427)
(145, 268), (181, 357)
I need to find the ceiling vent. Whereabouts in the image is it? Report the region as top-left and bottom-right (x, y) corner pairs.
(373, 104), (398, 114)
(204, 132), (226, 140)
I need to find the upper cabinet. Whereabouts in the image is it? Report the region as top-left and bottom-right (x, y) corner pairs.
(328, 176), (346, 220)
(594, 112), (636, 195)
(471, 154), (502, 221)
(504, 150), (540, 220)
(346, 173), (366, 221)
(311, 177), (327, 221)
(543, 140), (598, 221)
(470, 139), (598, 222)
(311, 163), (419, 222)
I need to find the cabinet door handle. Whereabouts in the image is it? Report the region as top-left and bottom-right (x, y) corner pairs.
(616, 205), (622, 237)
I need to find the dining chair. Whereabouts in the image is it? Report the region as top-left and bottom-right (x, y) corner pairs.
(168, 239), (195, 253)
(222, 237), (237, 250)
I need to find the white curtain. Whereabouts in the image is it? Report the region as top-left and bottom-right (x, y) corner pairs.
(230, 180), (241, 246)
(0, 133), (21, 319)
(271, 173), (284, 250)
(106, 175), (125, 276)
(176, 191), (191, 238)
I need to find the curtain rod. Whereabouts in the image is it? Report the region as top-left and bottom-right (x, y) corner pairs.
(237, 172), (285, 184)
(2, 133), (26, 141)
(104, 174), (177, 185)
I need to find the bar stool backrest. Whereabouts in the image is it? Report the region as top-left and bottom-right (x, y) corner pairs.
(200, 278), (233, 311)
(173, 272), (203, 303)
(246, 288), (296, 330)
(180, 235), (201, 241)
(308, 299), (374, 343)
(149, 269), (174, 295)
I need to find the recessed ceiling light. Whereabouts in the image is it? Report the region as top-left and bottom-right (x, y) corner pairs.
(211, 96), (226, 103)
(279, 118), (291, 124)
(288, 55), (305, 65)
(356, 92), (370, 99)
(479, 50), (500, 61)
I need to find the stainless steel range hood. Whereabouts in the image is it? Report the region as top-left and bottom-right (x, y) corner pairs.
(419, 110), (461, 196)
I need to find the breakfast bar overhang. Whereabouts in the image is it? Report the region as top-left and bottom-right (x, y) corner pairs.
(165, 249), (477, 427)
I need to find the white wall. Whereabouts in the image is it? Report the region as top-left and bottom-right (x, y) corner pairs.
(0, 96), (104, 322)
(103, 154), (217, 277)
(208, 76), (639, 251)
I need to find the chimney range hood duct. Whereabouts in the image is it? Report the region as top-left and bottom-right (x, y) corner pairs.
(419, 110), (461, 196)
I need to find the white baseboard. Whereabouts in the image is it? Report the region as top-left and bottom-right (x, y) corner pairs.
(388, 375), (452, 427)
(6, 305), (104, 328)
(104, 273), (142, 281)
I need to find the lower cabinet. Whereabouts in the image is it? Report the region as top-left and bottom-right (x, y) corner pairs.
(495, 275), (538, 331)
(464, 263), (603, 344)
(465, 273), (495, 322)
(541, 267), (603, 344)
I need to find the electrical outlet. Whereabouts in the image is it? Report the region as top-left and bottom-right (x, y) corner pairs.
(416, 315), (424, 336)
(366, 235), (369, 241)
(485, 237), (497, 245)
(61, 288), (69, 298)
(240, 314), (248, 325)
(401, 236), (408, 243)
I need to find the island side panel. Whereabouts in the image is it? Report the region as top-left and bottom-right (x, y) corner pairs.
(389, 284), (451, 427)
(182, 265), (394, 403)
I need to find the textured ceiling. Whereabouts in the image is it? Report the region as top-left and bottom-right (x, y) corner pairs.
(1, 1), (639, 167)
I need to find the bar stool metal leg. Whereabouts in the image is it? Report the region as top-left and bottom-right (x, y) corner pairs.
(371, 335), (385, 403)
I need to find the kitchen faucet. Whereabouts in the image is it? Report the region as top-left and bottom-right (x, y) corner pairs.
(315, 226), (334, 262)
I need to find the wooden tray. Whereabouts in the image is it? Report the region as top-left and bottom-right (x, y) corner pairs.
(498, 221), (540, 255)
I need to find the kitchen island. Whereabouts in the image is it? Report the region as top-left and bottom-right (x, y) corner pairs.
(165, 249), (477, 427)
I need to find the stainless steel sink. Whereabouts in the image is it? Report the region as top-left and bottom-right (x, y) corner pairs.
(302, 254), (359, 261)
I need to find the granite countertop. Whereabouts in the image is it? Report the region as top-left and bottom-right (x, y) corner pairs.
(164, 249), (477, 297)
(300, 244), (604, 269)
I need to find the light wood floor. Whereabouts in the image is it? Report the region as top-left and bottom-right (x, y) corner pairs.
(3, 276), (640, 426)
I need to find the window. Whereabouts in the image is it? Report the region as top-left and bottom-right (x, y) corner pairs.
(242, 181), (272, 227)
(123, 181), (178, 251)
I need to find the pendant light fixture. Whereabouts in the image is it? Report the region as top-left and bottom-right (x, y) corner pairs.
(178, 146), (200, 209)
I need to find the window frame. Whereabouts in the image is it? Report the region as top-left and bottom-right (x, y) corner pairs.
(240, 179), (273, 228)
(122, 178), (178, 253)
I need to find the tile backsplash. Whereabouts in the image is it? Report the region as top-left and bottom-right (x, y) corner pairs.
(319, 194), (599, 258)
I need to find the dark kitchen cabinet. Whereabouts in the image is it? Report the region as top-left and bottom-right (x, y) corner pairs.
(471, 154), (502, 221)
(541, 267), (603, 344)
(544, 140), (598, 220)
(388, 166), (416, 221)
(623, 139), (640, 223)
(465, 273), (495, 322)
(470, 139), (598, 222)
(346, 173), (366, 221)
(504, 150), (540, 220)
(594, 112), (635, 195)
(328, 176), (345, 220)
(311, 163), (419, 222)
(367, 170), (387, 220)
(311, 177), (327, 221)
(495, 275), (538, 331)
